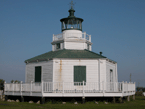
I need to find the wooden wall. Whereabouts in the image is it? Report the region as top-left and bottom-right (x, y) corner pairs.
(25, 60), (53, 83)
(106, 61), (118, 91)
(53, 59), (107, 90)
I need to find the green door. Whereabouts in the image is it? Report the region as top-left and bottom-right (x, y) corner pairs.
(74, 66), (86, 85)
(35, 66), (41, 82)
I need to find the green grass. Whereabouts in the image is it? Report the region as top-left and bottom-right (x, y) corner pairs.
(0, 96), (145, 109)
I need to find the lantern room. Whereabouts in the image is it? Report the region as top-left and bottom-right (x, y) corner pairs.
(60, 6), (83, 31)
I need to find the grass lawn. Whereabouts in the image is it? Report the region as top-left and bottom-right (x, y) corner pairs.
(0, 96), (145, 109)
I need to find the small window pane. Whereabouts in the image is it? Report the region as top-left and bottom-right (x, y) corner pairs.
(56, 43), (60, 49)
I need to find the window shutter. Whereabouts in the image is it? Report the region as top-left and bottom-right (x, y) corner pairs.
(35, 66), (41, 82)
(74, 66), (86, 85)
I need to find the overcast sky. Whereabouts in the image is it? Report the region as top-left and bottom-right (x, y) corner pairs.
(0, 0), (145, 87)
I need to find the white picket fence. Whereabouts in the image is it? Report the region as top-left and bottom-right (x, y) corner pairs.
(4, 81), (135, 94)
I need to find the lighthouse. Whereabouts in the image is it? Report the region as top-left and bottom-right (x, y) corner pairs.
(24, 3), (118, 88)
(4, 1), (135, 104)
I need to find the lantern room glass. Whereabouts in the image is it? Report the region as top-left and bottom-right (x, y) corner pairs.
(61, 19), (82, 31)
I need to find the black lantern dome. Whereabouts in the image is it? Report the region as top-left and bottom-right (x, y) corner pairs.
(60, 6), (84, 32)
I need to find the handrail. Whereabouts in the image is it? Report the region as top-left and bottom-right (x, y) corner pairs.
(52, 32), (91, 42)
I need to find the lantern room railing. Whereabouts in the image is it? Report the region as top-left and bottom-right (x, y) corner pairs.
(53, 32), (91, 42)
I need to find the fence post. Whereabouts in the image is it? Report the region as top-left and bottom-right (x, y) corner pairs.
(30, 81), (33, 96)
(122, 81), (124, 96)
(84, 32), (86, 40)
(21, 81), (22, 96)
(83, 81), (84, 96)
(62, 82), (64, 95)
(102, 81), (104, 96)
(89, 35), (91, 42)
(41, 81), (43, 97)
(16, 82), (17, 92)
(103, 81), (105, 96)
(13, 82), (14, 95)
(126, 81), (128, 95)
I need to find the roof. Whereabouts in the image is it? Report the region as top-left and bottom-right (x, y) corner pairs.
(25, 49), (106, 63)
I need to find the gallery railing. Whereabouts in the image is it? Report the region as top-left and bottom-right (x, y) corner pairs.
(4, 81), (135, 94)
(53, 32), (91, 42)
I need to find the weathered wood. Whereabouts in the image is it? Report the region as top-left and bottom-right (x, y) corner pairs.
(26, 60), (53, 83)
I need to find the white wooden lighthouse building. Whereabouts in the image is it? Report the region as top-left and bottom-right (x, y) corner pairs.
(4, 4), (135, 101)
(24, 5), (118, 92)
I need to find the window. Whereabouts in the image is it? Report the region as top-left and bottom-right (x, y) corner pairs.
(74, 66), (86, 85)
(56, 43), (60, 49)
(35, 66), (41, 82)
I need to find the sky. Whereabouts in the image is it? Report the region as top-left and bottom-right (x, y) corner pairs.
(0, 0), (145, 87)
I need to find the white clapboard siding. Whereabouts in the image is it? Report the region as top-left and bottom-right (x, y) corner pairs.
(42, 62), (53, 82)
(60, 43), (64, 49)
(25, 61), (53, 83)
(106, 61), (117, 91)
(53, 59), (106, 91)
(99, 60), (106, 90)
(64, 42), (85, 50)
(26, 65), (35, 83)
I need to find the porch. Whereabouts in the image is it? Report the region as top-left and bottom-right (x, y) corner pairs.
(4, 81), (135, 97)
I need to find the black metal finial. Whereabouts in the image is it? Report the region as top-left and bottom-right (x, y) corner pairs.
(69, 0), (75, 9)
(68, 1), (75, 17)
